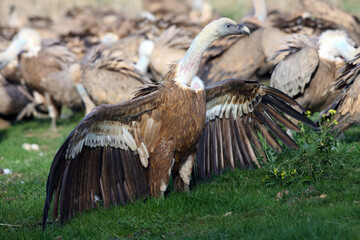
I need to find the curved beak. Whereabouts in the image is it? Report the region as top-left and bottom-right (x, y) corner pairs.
(237, 24), (250, 36)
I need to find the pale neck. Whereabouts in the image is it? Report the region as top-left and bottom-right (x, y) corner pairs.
(176, 28), (216, 86)
(253, 0), (267, 23)
(135, 55), (150, 75)
(5, 37), (27, 60)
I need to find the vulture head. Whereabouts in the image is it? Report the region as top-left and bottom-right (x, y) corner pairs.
(176, 17), (250, 86)
(0, 28), (41, 70)
(208, 18), (250, 39)
(318, 30), (356, 62)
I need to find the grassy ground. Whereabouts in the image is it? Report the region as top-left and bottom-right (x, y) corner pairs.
(0, 1), (359, 239)
(0, 111), (359, 239)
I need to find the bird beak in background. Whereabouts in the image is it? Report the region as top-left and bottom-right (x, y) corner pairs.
(237, 24), (250, 36)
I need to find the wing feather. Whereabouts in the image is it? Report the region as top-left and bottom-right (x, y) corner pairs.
(193, 79), (318, 183)
(42, 83), (169, 227)
(270, 35), (319, 97)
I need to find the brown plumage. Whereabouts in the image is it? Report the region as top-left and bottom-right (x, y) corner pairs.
(0, 28), (82, 130)
(323, 52), (360, 132)
(270, 30), (357, 112)
(42, 18), (316, 228)
(194, 79), (317, 182)
(79, 35), (152, 109)
(148, 26), (193, 80)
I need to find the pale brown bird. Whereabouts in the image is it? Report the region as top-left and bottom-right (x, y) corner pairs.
(270, 30), (357, 112)
(79, 35), (153, 110)
(322, 52), (360, 132)
(42, 18), (317, 228)
(148, 26), (193, 80)
(0, 28), (82, 130)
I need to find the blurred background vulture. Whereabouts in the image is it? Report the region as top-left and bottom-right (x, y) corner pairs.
(322, 51), (360, 132)
(270, 30), (357, 112)
(0, 28), (82, 130)
(42, 18), (317, 227)
(77, 35), (154, 114)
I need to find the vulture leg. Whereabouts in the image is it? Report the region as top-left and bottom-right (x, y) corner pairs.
(16, 102), (42, 120)
(148, 140), (175, 198)
(44, 92), (60, 131)
(172, 153), (196, 193)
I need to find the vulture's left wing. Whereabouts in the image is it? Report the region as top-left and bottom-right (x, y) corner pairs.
(194, 79), (317, 182)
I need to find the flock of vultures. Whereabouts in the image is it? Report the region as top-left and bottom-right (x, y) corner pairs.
(0, 0), (359, 227)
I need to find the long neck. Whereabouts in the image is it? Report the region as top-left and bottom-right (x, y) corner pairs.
(253, 0), (267, 23)
(176, 26), (217, 86)
(6, 38), (26, 59)
(0, 38), (26, 69)
(337, 42), (357, 61)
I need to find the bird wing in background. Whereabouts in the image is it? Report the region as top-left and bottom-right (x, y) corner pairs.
(323, 53), (360, 131)
(270, 34), (319, 97)
(42, 82), (166, 226)
(93, 47), (151, 84)
(150, 25), (193, 79)
(81, 41), (152, 105)
(299, 0), (360, 45)
(193, 79), (317, 182)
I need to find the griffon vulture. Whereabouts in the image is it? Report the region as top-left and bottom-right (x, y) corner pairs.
(0, 28), (82, 130)
(42, 18), (317, 228)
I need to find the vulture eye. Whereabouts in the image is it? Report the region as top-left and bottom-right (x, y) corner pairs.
(226, 24), (231, 28)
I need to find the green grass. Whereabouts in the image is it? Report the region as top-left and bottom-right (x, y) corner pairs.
(0, 112), (359, 239)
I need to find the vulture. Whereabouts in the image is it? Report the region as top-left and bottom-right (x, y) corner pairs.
(322, 52), (360, 132)
(0, 28), (82, 130)
(42, 18), (317, 227)
(270, 30), (357, 112)
(78, 35), (153, 111)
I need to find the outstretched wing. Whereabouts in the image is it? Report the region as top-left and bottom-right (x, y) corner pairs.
(42, 82), (166, 227)
(194, 79), (317, 182)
